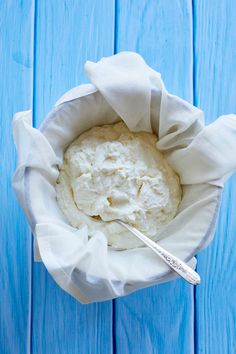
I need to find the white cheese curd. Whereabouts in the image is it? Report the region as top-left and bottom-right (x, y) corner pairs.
(56, 121), (182, 249)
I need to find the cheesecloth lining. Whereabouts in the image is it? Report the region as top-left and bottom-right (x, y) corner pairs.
(13, 52), (236, 303)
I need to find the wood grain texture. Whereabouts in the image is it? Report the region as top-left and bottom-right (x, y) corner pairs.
(2, 1), (236, 353)
(115, 0), (193, 101)
(31, 1), (115, 353)
(0, 1), (34, 353)
(193, 1), (236, 353)
(114, 1), (195, 353)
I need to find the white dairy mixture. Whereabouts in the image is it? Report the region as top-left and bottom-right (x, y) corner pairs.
(56, 121), (182, 249)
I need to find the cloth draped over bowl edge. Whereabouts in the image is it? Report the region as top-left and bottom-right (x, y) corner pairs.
(12, 52), (236, 303)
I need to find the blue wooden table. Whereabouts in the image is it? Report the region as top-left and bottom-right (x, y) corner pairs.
(1, 1), (236, 353)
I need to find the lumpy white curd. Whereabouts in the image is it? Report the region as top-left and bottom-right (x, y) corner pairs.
(56, 121), (182, 249)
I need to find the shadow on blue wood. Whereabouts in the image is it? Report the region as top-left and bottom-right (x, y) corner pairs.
(114, 280), (193, 354)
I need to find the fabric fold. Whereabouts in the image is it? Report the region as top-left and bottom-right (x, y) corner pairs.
(12, 52), (236, 303)
(167, 114), (236, 187)
(85, 52), (152, 132)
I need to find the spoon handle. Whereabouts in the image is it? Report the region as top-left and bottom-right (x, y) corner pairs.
(116, 220), (200, 285)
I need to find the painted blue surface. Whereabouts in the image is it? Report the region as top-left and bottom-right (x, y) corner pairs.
(193, 2), (236, 353)
(31, 1), (114, 354)
(0, 1), (34, 353)
(0, 1), (235, 353)
(114, 2), (194, 354)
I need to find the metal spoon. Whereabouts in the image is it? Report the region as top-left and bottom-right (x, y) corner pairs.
(115, 219), (200, 285)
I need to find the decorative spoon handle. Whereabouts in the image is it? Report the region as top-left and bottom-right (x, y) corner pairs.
(116, 220), (200, 285)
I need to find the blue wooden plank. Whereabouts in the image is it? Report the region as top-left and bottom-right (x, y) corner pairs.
(193, 1), (236, 353)
(114, 0), (193, 102)
(114, 1), (195, 353)
(0, 1), (34, 353)
(31, 1), (115, 353)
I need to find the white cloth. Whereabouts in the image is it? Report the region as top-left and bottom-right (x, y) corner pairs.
(13, 52), (236, 303)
